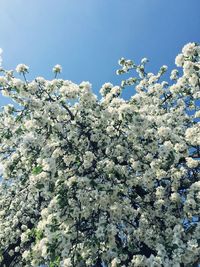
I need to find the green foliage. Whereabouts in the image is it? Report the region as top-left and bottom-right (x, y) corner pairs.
(29, 228), (44, 242)
(35, 229), (44, 241)
(49, 256), (60, 267)
(32, 165), (43, 175)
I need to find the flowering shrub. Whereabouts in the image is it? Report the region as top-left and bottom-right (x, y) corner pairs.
(0, 43), (200, 267)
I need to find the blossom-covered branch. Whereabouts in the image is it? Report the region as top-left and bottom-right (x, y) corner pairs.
(0, 42), (200, 267)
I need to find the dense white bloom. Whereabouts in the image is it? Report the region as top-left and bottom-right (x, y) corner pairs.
(0, 42), (199, 267)
(170, 192), (181, 203)
(170, 69), (179, 80)
(100, 82), (113, 96)
(22, 250), (29, 260)
(182, 42), (196, 57)
(158, 126), (171, 138)
(60, 80), (79, 98)
(111, 258), (121, 267)
(183, 61), (194, 75)
(12, 78), (24, 88)
(185, 125), (200, 145)
(148, 75), (158, 84)
(83, 151), (95, 169)
(189, 74), (198, 87)
(79, 81), (92, 92)
(0, 76), (7, 86)
(195, 110), (200, 118)
(186, 157), (199, 168)
(27, 81), (38, 92)
(175, 53), (184, 67)
(62, 258), (72, 267)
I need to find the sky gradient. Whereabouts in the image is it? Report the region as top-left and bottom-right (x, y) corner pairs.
(0, 0), (200, 104)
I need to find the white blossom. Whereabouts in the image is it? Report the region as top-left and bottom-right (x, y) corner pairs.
(0, 42), (199, 267)
(182, 42), (196, 57)
(16, 64), (29, 74)
(175, 53), (184, 67)
(186, 157), (199, 168)
(53, 64), (62, 73)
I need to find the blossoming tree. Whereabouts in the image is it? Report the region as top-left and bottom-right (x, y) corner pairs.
(0, 43), (200, 267)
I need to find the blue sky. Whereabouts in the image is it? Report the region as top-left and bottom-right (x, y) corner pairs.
(0, 0), (200, 105)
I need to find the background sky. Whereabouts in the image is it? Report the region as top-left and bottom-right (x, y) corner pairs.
(0, 0), (200, 105)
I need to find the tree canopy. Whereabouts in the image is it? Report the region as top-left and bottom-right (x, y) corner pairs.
(0, 42), (200, 267)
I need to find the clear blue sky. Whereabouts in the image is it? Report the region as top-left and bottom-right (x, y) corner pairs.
(0, 0), (200, 105)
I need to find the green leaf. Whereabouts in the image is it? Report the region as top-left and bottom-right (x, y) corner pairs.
(28, 228), (36, 238)
(50, 257), (60, 267)
(32, 165), (43, 175)
(48, 243), (60, 267)
(35, 229), (44, 241)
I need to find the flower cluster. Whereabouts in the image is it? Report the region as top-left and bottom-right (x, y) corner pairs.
(16, 64), (29, 74)
(0, 43), (199, 267)
(53, 64), (62, 74)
